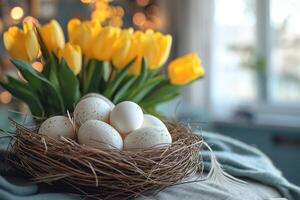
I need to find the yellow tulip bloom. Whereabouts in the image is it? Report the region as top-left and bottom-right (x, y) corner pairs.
(58, 43), (82, 75)
(68, 18), (101, 58)
(168, 53), (204, 85)
(112, 28), (137, 69)
(128, 31), (146, 75)
(40, 20), (65, 54)
(143, 30), (172, 69)
(3, 22), (39, 63)
(92, 26), (121, 61)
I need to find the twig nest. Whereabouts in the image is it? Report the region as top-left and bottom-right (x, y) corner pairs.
(124, 127), (172, 149)
(12, 121), (202, 199)
(78, 120), (123, 150)
(81, 93), (115, 109)
(74, 97), (111, 125)
(110, 101), (144, 134)
(38, 116), (75, 139)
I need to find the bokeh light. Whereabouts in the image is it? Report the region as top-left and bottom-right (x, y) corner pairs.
(133, 12), (146, 26)
(10, 6), (24, 20)
(32, 62), (43, 72)
(136, 0), (150, 7)
(0, 91), (12, 104)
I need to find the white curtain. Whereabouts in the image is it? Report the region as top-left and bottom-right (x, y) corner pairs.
(161, 0), (214, 118)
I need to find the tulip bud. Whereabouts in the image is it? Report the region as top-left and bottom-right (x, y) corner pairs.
(142, 30), (172, 69)
(40, 20), (65, 54)
(92, 26), (121, 61)
(168, 53), (204, 85)
(58, 43), (82, 75)
(3, 22), (40, 63)
(68, 18), (101, 58)
(127, 31), (146, 75)
(112, 28), (136, 69)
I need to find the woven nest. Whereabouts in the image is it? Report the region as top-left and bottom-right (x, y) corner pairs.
(8, 121), (203, 199)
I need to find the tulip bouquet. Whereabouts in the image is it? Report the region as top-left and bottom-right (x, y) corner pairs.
(1, 16), (204, 118)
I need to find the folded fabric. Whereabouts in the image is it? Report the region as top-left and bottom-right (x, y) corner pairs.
(201, 131), (300, 200)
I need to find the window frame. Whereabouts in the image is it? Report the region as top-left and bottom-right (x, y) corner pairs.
(209, 0), (300, 126)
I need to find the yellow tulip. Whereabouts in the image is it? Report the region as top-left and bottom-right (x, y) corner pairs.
(168, 53), (204, 85)
(143, 30), (172, 69)
(112, 28), (136, 69)
(40, 20), (65, 53)
(128, 31), (146, 75)
(92, 26), (121, 61)
(58, 43), (82, 75)
(68, 18), (101, 58)
(3, 22), (39, 63)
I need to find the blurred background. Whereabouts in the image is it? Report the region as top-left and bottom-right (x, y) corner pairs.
(0, 0), (299, 185)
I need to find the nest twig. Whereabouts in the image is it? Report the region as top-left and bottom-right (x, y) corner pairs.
(8, 121), (203, 199)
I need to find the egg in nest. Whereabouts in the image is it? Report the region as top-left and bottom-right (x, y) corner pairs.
(38, 116), (75, 139)
(78, 120), (123, 150)
(74, 97), (111, 126)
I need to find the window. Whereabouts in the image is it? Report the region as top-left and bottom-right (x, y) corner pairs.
(212, 0), (257, 116)
(270, 0), (300, 103)
(211, 0), (300, 120)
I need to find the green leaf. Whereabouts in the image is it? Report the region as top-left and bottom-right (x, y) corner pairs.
(57, 58), (81, 112)
(0, 76), (44, 117)
(148, 68), (162, 79)
(141, 92), (180, 108)
(84, 60), (110, 94)
(112, 76), (137, 104)
(104, 58), (136, 98)
(129, 76), (167, 103)
(113, 58), (148, 102)
(42, 59), (51, 78)
(135, 57), (148, 85)
(47, 52), (60, 91)
(11, 59), (65, 114)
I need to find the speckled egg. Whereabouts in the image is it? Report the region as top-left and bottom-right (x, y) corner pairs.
(124, 127), (172, 149)
(142, 114), (168, 131)
(110, 101), (144, 134)
(74, 97), (111, 126)
(81, 93), (115, 108)
(78, 120), (123, 150)
(38, 116), (75, 139)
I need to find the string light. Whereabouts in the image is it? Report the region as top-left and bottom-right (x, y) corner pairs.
(133, 12), (146, 26)
(10, 6), (24, 20)
(0, 91), (12, 104)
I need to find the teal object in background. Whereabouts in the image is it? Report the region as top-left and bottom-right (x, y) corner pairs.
(211, 121), (300, 186)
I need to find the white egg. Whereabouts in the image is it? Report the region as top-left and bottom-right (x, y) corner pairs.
(38, 116), (75, 139)
(110, 101), (144, 134)
(74, 97), (111, 126)
(142, 114), (168, 131)
(124, 127), (172, 149)
(81, 93), (115, 108)
(78, 120), (123, 150)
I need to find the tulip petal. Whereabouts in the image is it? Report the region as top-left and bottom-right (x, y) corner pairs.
(24, 29), (40, 62)
(3, 27), (28, 62)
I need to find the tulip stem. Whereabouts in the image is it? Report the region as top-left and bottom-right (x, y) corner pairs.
(80, 56), (87, 94)
(108, 63), (115, 83)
